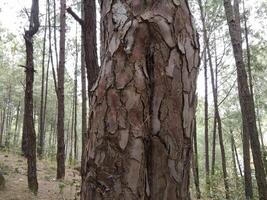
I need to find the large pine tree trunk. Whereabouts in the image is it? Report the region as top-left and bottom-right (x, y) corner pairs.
(56, 0), (66, 179)
(81, 1), (199, 199)
(223, 0), (267, 199)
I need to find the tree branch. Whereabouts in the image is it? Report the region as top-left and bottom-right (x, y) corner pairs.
(66, 7), (84, 26)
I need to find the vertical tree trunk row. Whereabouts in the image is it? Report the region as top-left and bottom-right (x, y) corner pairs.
(223, 0), (267, 199)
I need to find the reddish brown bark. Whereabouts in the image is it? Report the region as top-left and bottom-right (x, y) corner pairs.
(81, 1), (199, 199)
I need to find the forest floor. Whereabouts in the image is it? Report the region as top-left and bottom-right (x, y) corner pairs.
(0, 150), (80, 200)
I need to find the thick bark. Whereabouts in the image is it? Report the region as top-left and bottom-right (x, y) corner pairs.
(56, 0), (66, 179)
(22, 0), (40, 192)
(223, 0), (267, 199)
(81, 1), (199, 199)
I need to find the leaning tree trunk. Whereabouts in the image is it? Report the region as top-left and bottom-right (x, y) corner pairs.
(22, 0), (40, 192)
(223, 0), (267, 199)
(56, 0), (66, 179)
(81, 1), (199, 200)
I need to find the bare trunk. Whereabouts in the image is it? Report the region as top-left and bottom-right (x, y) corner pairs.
(74, 24), (78, 161)
(56, 0), (66, 179)
(223, 0), (267, 199)
(80, 0), (87, 179)
(192, 119), (201, 199)
(81, 1), (199, 199)
(13, 102), (21, 146)
(38, 1), (48, 158)
(0, 108), (6, 147)
(22, 0), (40, 192)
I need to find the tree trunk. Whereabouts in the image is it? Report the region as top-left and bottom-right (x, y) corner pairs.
(192, 119), (201, 199)
(242, 127), (253, 199)
(56, 0), (66, 179)
(80, 0), (87, 179)
(22, 0), (40, 192)
(197, 0), (210, 192)
(199, 0), (229, 197)
(38, 0), (48, 158)
(74, 24), (78, 161)
(81, 1), (199, 199)
(0, 108), (6, 147)
(83, 0), (99, 94)
(233, 134), (243, 177)
(13, 102), (21, 146)
(223, 0), (267, 199)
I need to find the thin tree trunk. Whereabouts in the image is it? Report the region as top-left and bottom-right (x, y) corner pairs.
(231, 134), (238, 186)
(69, 95), (75, 164)
(22, 0), (40, 192)
(38, 0), (48, 158)
(223, 0), (267, 199)
(233, 134), (243, 177)
(13, 102), (21, 146)
(56, 0), (66, 180)
(197, 0), (210, 192)
(198, 0), (229, 197)
(0, 108), (6, 147)
(242, 126), (253, 199)
(80, 0), (87, 179)
(192, 119), (201, 199)
(53, 0), (59, 70)
(81, 1), (199, 199)
(74, 23), (78, 161)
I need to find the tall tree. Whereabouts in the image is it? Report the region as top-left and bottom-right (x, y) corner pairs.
(22, 0), (40, 192)
(80, 0), (87, 179)
(81, 1), (199, 199)
(198, 0), (229, 198)
(37, 0), (48, 158)
(74, 24), (78, 161)
(56, 0), (66, 179)
(197, 0), (210, 192)
(223, 0), (267, 199)
(192, 118), (201, 199)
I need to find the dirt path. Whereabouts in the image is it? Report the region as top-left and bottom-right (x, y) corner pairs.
(0, 151), (80, 200)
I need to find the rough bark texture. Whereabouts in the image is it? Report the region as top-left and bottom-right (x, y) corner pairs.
(223, 0), (267, 199)
(56, 0), (66, 179)
(81, 1), (199, 199)
(22, 0), (40, 192)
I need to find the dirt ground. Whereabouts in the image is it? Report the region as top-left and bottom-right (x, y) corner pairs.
(0, 151), (80, 200)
